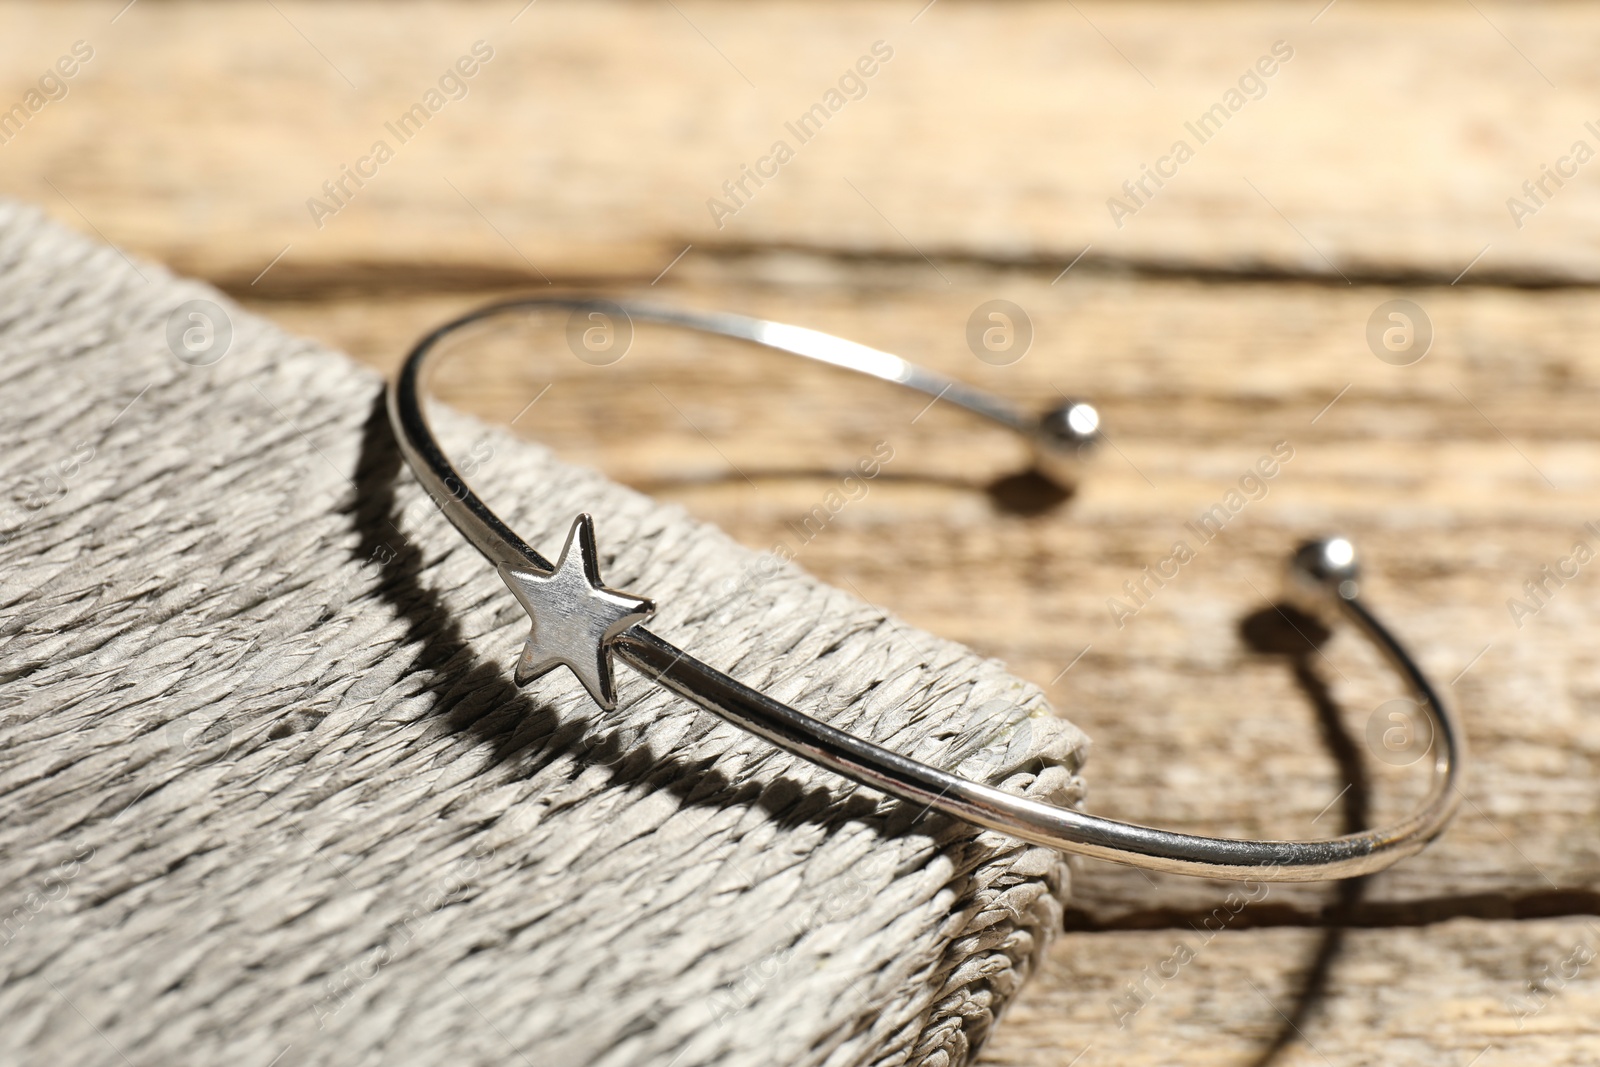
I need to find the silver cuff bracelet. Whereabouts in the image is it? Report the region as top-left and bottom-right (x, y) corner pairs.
(388, 296), (1465, 882)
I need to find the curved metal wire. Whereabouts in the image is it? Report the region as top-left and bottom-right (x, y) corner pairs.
(389, 296), (1465, 881)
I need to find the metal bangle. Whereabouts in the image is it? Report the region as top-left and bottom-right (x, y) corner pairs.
(388, 296), (1465, 882)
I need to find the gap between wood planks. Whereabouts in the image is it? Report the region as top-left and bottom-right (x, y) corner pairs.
(1065, 887), (1600, 934)
(217, 241), (1600, 300)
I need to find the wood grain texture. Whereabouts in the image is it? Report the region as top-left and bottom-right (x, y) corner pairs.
(5, 0), (1600, 287)
(978, 917), (1600, 1066)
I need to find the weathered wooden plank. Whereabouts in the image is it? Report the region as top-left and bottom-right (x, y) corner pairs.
(979, 916), (1600, 1066)
(240, 256), (1600, 929)
(6, 1), (1600, 286)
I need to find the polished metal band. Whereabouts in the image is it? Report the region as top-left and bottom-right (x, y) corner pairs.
(388, 296), (1465, 882)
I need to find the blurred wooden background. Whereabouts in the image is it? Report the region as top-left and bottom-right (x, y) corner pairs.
(6, 1), (1600, 1063)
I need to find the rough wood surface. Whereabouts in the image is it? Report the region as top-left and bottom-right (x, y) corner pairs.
(980, 917), (1600, 1066)
(6, 1), (1600, 287)
(6, 1), (1600, 1063)
(0, 204), (1088, 1067)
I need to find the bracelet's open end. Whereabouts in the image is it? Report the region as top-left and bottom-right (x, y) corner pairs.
(1286, 535), (1362, 614)
(1031, 398), (1102, 486)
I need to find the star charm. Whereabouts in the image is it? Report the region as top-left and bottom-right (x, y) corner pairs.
(496, 514), (655, 710)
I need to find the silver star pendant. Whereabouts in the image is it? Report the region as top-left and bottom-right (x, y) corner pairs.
(496, 514), (655, 710)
